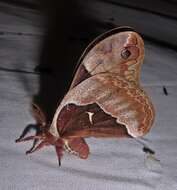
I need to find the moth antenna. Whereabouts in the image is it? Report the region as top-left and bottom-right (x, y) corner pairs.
(16, 135), (41, 143)
(15, 124), (37, 142)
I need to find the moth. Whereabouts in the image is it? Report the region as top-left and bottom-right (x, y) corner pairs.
(16, 27), (155, 166)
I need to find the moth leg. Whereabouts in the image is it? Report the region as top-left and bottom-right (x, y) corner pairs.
(15, 124), (38, 142)
(15, 135), (41, 143)
(55, 146), (64, 167)
(24, 138), (39, 154)
(65, 138), (90, 159)
(26, 141), (49, 155)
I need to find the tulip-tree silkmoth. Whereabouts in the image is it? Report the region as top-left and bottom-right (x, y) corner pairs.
(16, 27), (155, 166)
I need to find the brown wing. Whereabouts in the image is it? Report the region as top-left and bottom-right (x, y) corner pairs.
(69, 27), (136, 89)
(69, 28), (144, 90)
(52, 73), (155, 138)
(63, 127), (129, 139)
(56, 102), (129, 159)
(57, 103), (130, 139)
(64, 29), (136, 155)
(50, 28), (153, 140)
(55, 28), (141, 157)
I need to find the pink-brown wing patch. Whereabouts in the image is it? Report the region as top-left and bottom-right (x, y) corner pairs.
(57, 103), (130, 138)
(79, 31), (144, 86)
(64, 138), (89, 159)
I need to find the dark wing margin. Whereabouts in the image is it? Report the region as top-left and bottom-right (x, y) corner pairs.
(62, 126), (131, 138)
(69, 64), (91, 89)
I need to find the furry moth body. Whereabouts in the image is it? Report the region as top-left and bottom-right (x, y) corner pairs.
(16, 27), (155, 166)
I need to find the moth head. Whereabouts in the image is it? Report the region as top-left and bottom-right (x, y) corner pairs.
(16, 103), (64, 166)
(31, 104), (59, 144)
(83, 30), (144, 82)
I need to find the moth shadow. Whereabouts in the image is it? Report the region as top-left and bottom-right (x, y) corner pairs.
(61, 166), (154, 188)
(33, 0), (103, 121)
